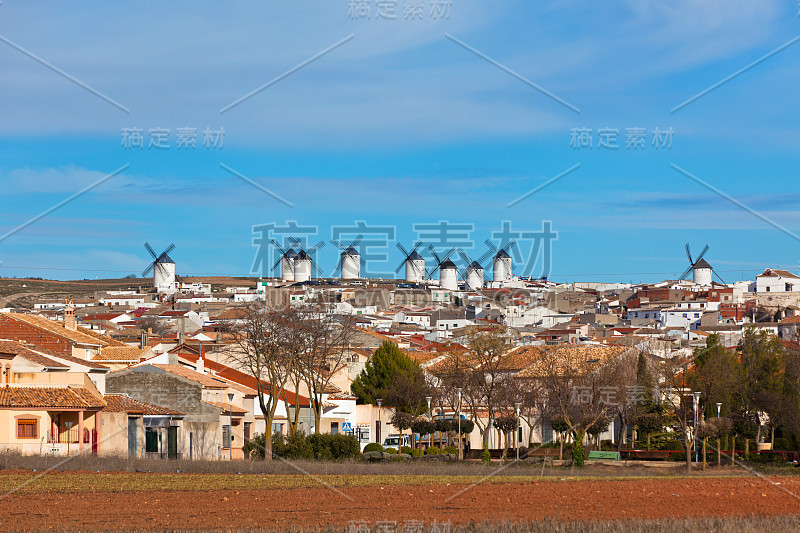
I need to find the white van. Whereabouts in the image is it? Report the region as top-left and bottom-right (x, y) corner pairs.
(382, 434), (412, 451)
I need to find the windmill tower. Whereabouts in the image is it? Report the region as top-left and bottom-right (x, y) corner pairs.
(680, 243), (723, 286)
(458, 240), (496, 291)
(143, 242), (176, 292)
(428, 246), (458, 291)
(331, 234), (365, 280)
(271, 238), (301, 282)
(395, 243), (426, 283)
(492, 242), (515, 283)
(292, 240), (326, 283)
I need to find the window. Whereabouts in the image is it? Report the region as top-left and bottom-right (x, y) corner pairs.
(787, 283), (793, 292)
(17, 419), (37, 439)
(767, 287), (771, 292)
(271, 422), (283, 435)
(145, 428), (159, 452)
(330, 422), (339, 435)
(222, 425), (231, 447)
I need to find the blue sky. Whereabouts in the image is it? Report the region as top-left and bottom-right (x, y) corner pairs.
(1, 0), (799, 283)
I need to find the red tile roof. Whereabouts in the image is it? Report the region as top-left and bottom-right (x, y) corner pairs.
(0, 385), (106, 409)
(204, 401), (247, 415)
(101, 394), (184, 416)
(175, 352), (310, 407)
(0, 340), (68, 369)
(0, 339), (108, 370)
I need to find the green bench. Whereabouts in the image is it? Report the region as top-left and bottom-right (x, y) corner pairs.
(587, 450), (620, 461)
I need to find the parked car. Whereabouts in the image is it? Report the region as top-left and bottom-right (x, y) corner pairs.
(382, 434), (411, 451)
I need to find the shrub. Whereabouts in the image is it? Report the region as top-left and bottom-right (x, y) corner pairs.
(443, 446), (457, 455)
(774, 438), (790, 451)
(271, 432), (359, 461)
(384, 447), (398, 454)
(243, 433), (267, 459)
(426, 446), (441, 455)
(410, 448), (420, 458)
(572, 440), (585, 467)
(362, 443), (383, 453)
(482, 445), (491, 464)
(400, 446), (412, 455)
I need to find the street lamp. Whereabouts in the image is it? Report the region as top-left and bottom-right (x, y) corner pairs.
(692, 392), (701, 464)
(455, 388), (462, 460)
(716, 402), (722, 418)
(515, 402), (522, 461)
(376, 398), (382, 445)
(426, 396), (433, 451)
(227, 392), (234, 461)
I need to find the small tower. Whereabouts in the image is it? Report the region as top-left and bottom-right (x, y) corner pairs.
(64, 298), (76, 331)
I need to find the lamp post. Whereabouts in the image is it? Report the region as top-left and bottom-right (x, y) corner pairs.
(455, 388), (462, 460)
(716, 401), (722, 467)
(426, 396), (432, 451)
(376, 398), (382, 445)
(515, 402), (522, 461)
(692, 392), (701, 464)
(227, 392), (234, 461)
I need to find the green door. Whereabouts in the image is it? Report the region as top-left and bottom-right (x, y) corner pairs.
(167, 426), (178, 459)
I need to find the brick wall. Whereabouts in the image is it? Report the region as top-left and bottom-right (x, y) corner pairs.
(0, 315), (74, 357)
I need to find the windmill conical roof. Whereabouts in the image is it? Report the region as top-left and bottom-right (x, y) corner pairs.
(296, 250), (311, 260)
(344, 246), (360, 256)
(468, 261), (484, 270)
(495, 249), (511, 259)
(440, 259), (457, 269)
(693, 258), (712, 269)
(407, 250), (424, 261)
(157, 253), (175, 264)
(284, 249), (298, 259)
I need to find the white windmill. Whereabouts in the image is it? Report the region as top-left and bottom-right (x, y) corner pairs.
(458, 240), (497, 291)
(271, 238), (301, 282)
(428, 246), (458, 291)
(680, 243), (724, 286)
(492, 242), (516, 283)
(292, 240), (326, 283)
(395, 243), (426, 283)
(142, 242), (177, 292)
(331, 234), (366, 280)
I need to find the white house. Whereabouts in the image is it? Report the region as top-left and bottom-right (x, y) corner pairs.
(756, 269), (800, 293)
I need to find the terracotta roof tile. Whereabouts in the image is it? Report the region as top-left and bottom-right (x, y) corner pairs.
(204, 401), (247, 415)
(0, 339), (108, 370)
(0, 385), (106, 409)
(3, 313), (104, 346)
(101, 394), (184, 416)
(0, 340), (68, 369)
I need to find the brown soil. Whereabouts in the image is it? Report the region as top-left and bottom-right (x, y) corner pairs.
(2, 476), (800, 531)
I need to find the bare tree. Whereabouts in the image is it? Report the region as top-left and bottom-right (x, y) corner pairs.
(296, 308), (357, 434)
(461, 327), (513, 447)
(537, 348), (631, 465)
(655, 356), (697, 474)
(227, 305), (297, 460)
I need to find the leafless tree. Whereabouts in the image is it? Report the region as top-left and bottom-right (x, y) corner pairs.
(295, 307), (357, 434)
(227, 305), (297, 460)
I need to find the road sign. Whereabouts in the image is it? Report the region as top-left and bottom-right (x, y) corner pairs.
(342, 422), (352, 432)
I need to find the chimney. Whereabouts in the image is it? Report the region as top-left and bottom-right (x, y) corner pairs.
(197, 341), (205, 374)
(64, 299), (77, 331)
(141, 331), (149, 349)
(167, 351), (178, 365)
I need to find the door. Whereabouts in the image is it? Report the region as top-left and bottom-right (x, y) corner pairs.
(167, 426), (178, 459)
(128, 418), (137, 457)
